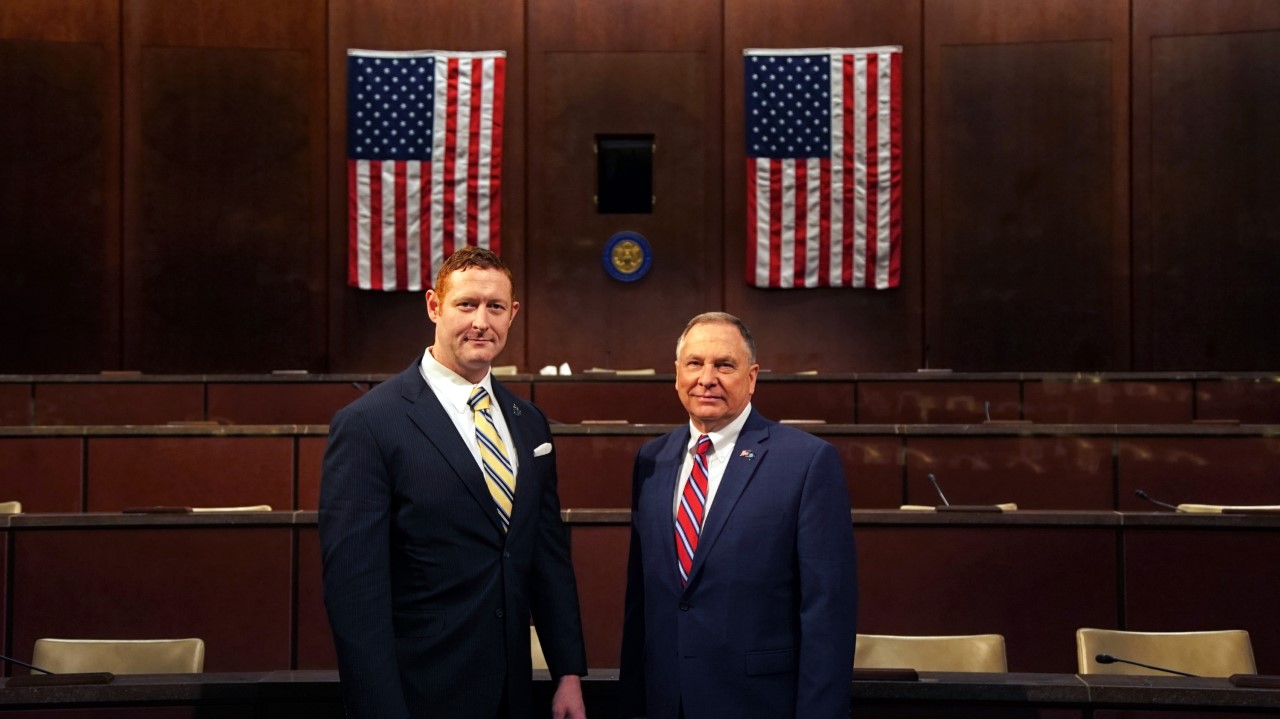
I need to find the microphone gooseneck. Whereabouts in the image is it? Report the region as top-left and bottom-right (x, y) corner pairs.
(0, 652), (54, 675)
(928, 473), (950, 507)
(1095, 653), (1198, 678)
(1134, 489), (1180, 512)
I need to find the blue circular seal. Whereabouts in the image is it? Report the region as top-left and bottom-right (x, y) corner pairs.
(602, 231), (653, 282)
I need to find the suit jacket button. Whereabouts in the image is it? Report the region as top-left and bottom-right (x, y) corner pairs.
(503, 551), (511, 558)
(678, 601), (690, 611)
(495, 609), (505, 618)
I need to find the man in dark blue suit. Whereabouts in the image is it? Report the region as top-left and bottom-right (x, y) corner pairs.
(619, 312), (857, 719)
(320, 247), (587, 719)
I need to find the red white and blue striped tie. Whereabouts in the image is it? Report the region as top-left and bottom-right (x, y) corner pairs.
(674, 435), (712, 584)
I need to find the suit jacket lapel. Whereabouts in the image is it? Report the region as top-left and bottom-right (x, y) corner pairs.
(652, 427), (690, 585)
(401, 364), (506, 536)
(686, 410), (771, 589)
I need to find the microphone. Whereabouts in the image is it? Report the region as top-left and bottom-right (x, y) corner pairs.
(928, 473), (950, 507)
(984, 401), (991, 422)
(0, 652), (53, 675)
(1134, 489), (1180, 512)
(1095, 653), (1198, 677)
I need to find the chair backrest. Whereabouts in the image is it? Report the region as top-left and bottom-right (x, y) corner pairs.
(0, 501), (21, 514)
(1076, 628), (1256, 677)
(855, 634), (1008, 672)
(530, 626), (548, 671)
(32, 638), (205, 674)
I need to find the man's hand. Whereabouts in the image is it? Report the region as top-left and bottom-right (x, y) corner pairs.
(551, 674), (587, 719)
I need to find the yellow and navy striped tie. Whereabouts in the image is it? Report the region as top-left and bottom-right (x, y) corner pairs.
(468, 386), (516, 531)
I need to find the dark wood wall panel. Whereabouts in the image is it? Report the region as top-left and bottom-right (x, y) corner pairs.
(859, 381), (1021, 424)
(0, 438), (83, 512)
(1117, 437), (1280, 510)
(1125, 528), (1280, 673)
(207, 384), (365, 425)
(1023, 381), (1193, 424)
(905, 437), (1114, 510)
(526, 0), (721, 371)
(1133, 0), (1280, 370)
(328, 0), (527, 372)
(0, 0), (120, 373)
(724, 0), (923, 371)
(924, 0), (1128, 371)
(856, 526), (1119, 672)
(11, 528), (293, 671)
(122, 0), (326, 373)
(34, 384), (204, 425)
(86, 437), (294, 510)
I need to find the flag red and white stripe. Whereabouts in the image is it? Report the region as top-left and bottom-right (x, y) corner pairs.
(744, 47), (902, 289)
(347, 50), (505, 291)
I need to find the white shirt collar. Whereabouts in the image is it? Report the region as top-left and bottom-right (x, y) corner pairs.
(686, 402), (753, 457)
(419, 347), (495, 412)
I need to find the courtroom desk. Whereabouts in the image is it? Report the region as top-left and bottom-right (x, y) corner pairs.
(3, 512), (300, 675)
(8, 422), (1280, 514)
(2, 671), (1279, 717)
(5, 371), (1280, 426)
(0, 424), (329, 513)
(4, 512), (1280, 680)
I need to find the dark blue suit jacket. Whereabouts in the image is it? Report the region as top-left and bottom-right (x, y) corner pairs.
(619, 409), (857, 719)
(320, 362), (586, 719)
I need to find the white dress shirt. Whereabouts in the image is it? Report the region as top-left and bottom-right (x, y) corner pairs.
(672, 403), (753, 518)
(419, 348), (519, 475)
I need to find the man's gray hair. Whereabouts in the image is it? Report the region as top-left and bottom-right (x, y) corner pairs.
(675, 312), (757, 364)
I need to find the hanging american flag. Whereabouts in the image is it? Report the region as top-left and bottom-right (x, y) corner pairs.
(347, 50), (505, 291)
(744, 47), (902, 289)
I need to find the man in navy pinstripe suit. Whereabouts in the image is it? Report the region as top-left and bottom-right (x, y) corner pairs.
(619, 313), (857, 719)
(320, 247), (587, 719)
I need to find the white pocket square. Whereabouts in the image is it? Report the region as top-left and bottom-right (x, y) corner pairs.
(533, 442), (553, 457)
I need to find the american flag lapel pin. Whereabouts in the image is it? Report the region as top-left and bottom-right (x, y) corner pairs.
(739, 449), (755, 460)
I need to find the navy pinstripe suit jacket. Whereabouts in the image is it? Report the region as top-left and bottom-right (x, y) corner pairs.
(618, 409), (858, 719)
(320, 362), (586, 719)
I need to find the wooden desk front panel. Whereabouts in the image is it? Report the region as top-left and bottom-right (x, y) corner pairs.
(0, 438), (83, 512)
(86, 437), (294, 511)
(829, 436), (905, 509)
(569, 525), (629, 669)
(295, 528), (336, 669)
(33, 384), (204, 426)
(206, 384), (366, 425)
(858, 382), (1022, 424)
(297, 437), (327, 511)
(1023, 381), (1193, 424)
(1196, 379), (1280, 424)
(10, 528), (293, 671)
(554, 435), (650, 508)
(532, 383), (684, 425)
(855, 526), (1119, 673)
(905, 437), (1114, 509)
(0, 385), (29, 426)
(1116, 437), (1280, 510)
(1123, 528), (1280, 674)
(751, 381), (857, 424)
